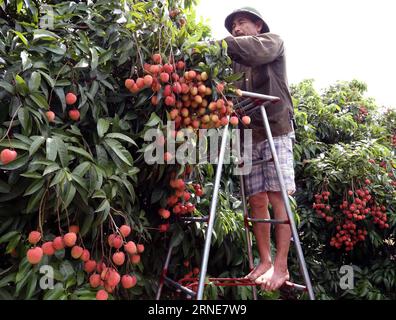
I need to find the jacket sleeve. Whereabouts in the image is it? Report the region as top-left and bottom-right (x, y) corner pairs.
(223, 33), (284, 67)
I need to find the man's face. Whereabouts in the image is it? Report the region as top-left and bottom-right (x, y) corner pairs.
(231, 13), (262, 37)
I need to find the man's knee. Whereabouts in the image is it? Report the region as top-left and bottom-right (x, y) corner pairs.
(249, 192), (268, 209)
(267, 191), (284, 208)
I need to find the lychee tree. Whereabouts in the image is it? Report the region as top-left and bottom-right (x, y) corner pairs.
(290, 79), (396, 300)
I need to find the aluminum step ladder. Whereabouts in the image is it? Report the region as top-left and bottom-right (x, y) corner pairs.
(156, 90), (315, 300)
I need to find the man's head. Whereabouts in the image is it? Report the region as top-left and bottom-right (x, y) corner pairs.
(225, 7), (269, 37)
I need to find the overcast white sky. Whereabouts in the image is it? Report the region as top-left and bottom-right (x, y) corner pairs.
(195, 0), (396, 108)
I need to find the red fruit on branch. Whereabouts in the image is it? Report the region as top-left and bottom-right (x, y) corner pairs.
(84, 260), (97, 273)
(27, 247), (43, 265)
(52, 236), (64, 250)
(66, 92), (77, 105)
(125, 78), (135, 89)
(63, 232), (77, 247)
(242, 116), (251, 125)
(0, 149), (17, 165)
(124, 241), (137, 255)
(81, 250), (90, 262)
(130, 254), (141, 264)
(119, 225), (131, 237)
(152, 53), (162, 64)
(96, 289), (108, 300)
(121, 275), (137, 289)
(71, 245), (84, 259)
(46, 111), (55, 122)
(89, 274), (101, 288)
(68, 109), (80, 121)
(137, 244), (145, 253)
(112, 252), (126, 266)
(144, 75), (153, 87)
(176, 60), (185, 70)
(42, 242), (55, 256)
(28, 231), (41, 245)
(159, 223), (170, 232)
(159, 208), (171, 219)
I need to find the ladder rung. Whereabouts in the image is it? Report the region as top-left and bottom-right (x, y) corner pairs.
(163, 276), (197, 297)
(179, 216), (209, 223)
(247, 218), (290, 225)
(179, 277), (306, 291)
(284, 281), (307, 291)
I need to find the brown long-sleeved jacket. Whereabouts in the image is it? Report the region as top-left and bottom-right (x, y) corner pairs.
(224, 33), (295, 142)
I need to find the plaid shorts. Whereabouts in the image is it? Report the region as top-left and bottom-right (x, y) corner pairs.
(242, 132), (296, 197)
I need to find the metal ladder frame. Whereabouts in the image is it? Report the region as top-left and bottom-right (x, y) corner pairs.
(156, 90), (315, 300)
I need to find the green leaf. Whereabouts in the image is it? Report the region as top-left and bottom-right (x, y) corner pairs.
(43, 283), (65, 300)
(43, 163), (60, 176)
(0, 231), (20, 244)
(74, 59), (89, 69)
(23, 178), (45, 196)
(0, 81), (15, 94)
(21, 51), (32, 71)
(0, 140), (29, 150)
(95, 199), (110, 213)
(72, 162), (91, 177)
(6, 234), (21, 253)
(0, 273), (16, 288)
(104, 139), (132, 166)
(105, 133), (137, 147)
(55, 88), (66, 111)
(68, 146), (94, 162)
(145, 112), (161, 127)
(55, 137), (69, 167)
(16, 269), (33, 296)
(80, 211), (94, 236)
(26, 188), (45, 213)
(28, 71), (41, 92)
(13, 30), (28, 46)
(50, 170), (65, 187)
(90, 47), (98, 70)
(16, 0), (23, 13)
(15, 74), (29, 95)
(33, 29), (60, 41)
(71, 174), (88, 191)
(46, 138), (57, 161)
(38, 71), (56, 88)
(18, 107), (30, 132)
(25, 274), (38, 300)
(20, 172), (42, 179)
(97, 118), (110, 138)
(62, 184), (76, 209)
(92, 190), (106, 199)
(224, 72), (244, 82)
(30, 92), (49, 109)
(29, 136), (45, 156)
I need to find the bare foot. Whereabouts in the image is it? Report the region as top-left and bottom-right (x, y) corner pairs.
(244, 262), (272, 281)
(255, 267), (290, 291)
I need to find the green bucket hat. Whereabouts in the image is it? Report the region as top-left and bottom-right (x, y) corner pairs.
(225, 7), (270, 34)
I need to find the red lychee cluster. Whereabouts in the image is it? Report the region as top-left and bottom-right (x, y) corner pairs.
(124, 53), (250, 134)
(25, 223), (142, 300)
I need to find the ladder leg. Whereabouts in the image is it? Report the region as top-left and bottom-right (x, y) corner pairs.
(239, 174), (258, 300)
(196, 123), (230, 300)
(259, 104), (315, 300)
(156, 243), (174, 300)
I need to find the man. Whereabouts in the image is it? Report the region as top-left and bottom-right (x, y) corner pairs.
(223, 7), (296, 291)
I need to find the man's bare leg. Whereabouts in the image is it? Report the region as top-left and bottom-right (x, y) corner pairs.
(256, 191), (290, 290)
(245, 192), (272, 280)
